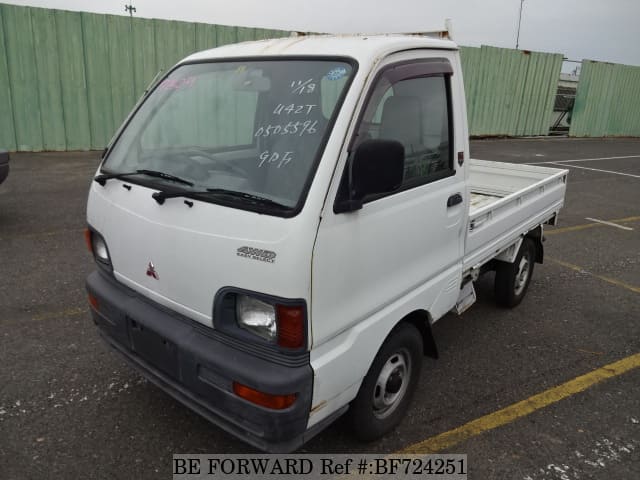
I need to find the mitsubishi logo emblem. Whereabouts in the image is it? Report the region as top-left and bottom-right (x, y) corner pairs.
(146, 261), (159, 280)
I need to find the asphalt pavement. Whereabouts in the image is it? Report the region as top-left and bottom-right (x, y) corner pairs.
(0, 138), (638, 479)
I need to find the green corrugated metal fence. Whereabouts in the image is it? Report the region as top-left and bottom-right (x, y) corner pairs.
(3, 3), (638, 151)
(460, 45), (564, 136)
(0, 3), (287, 151)
(569, 60), (640, 137)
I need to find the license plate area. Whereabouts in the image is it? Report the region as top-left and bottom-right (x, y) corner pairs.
(127, 317), (179, 379)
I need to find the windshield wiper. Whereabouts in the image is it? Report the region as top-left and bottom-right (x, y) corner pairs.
(152, 187), (289, 210)
(94, 169), (194, 187)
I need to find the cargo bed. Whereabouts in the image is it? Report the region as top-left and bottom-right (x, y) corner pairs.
(463, 159), (568, 273)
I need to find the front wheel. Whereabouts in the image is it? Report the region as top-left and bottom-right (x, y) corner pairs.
(348, 323), (423, 441)
(494, 238), (536, 308)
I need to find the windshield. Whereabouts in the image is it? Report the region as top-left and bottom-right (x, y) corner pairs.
(102, 59), (355, 212)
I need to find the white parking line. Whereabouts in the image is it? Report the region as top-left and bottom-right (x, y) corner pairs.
(584, 218), (634, 231)
(528, 155), (640, 165)
(547, 162), (640, 178)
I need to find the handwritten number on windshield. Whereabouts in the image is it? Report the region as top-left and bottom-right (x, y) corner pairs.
(258, 151), (293, 168)
(254, 120), (318, 138)
(273, 104), (317, 115)
(290, 79), (316, 95)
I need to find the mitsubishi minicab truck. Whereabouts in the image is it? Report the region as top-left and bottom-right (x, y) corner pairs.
(85, 33), (568, 452)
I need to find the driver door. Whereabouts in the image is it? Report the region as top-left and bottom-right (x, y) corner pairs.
(312, 51), (467, 347)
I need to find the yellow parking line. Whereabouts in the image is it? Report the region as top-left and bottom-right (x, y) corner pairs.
(32, 306), (87, 321)
(546, 216), (640, 236)
(399, 353), (640, 454)
(548, 257), (640, 294)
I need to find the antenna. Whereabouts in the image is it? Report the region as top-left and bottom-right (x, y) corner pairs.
(125, 4), (137, 17)
(516, 0), (525, 49)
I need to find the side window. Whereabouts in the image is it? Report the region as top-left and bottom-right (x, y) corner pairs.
(353, 65), (453, 190)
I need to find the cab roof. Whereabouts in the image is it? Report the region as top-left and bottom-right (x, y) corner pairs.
(182, 34), (458, 67)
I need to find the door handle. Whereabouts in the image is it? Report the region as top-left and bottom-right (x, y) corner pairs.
(447, 193), (463, 207)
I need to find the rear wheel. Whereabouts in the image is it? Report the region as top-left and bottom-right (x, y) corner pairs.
(494, 238), (536, 308)
(348, 323), (423, 441)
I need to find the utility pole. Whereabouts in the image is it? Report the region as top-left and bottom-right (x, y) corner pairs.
(125, 4), (137, 17)
(516, 0), (525, 49)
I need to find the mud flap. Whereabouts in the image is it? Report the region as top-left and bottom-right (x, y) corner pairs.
(455, 281), (476, 315)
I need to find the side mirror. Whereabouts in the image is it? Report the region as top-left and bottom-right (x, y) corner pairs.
(336, 139), (404, 213)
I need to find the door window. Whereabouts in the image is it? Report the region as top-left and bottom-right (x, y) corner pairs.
(349, 60), (454, 198)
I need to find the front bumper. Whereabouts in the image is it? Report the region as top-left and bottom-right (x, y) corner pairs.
(86, 271), (316, 452)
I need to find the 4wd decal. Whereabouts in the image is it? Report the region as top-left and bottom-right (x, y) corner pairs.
(236, 246), (276, 263)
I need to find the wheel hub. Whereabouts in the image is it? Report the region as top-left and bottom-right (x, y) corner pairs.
(372, 350), (411, 419)
(514, 254), (530, 295)
(386, 371), (403, 393)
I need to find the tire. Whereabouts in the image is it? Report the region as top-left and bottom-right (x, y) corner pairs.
(494, 238), (536, 308)
(348, 323), (423, 441)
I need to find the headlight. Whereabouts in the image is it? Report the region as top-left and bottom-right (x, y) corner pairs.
(236, 295), (276, 341)
(92, 235), (110, 263)
(233, 294), (306, 349)
(85, 228), (111, 266)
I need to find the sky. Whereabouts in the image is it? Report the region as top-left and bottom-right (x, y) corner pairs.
(3, 0), (640, 70)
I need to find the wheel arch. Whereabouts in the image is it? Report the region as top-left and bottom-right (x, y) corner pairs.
(397, 310), (438, 359)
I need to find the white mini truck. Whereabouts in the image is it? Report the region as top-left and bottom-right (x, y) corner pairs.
(85, 34), (568, 452)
